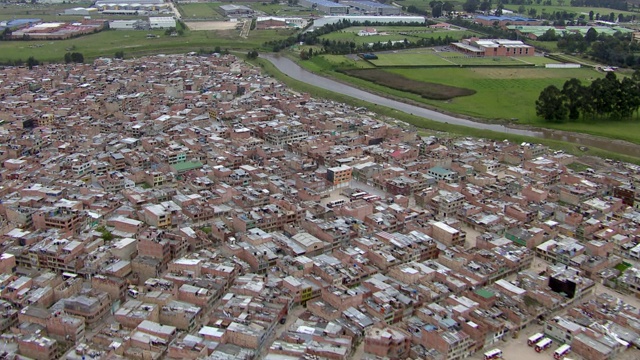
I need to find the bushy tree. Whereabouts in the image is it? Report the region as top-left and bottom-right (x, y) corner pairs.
(247, 50), (259, 59)
(463, 0), (479, 12)
(26, 56), (39, 70)
(536, 85), (567, 122)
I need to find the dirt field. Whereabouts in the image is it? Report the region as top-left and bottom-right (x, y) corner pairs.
(185, 21), (238, 31)
(341, 68), (476, 100)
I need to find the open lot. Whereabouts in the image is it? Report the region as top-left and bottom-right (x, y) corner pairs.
(385, 66), (600, 119)
(185, 21), (238, 31)
(342, 68), (476, 100)
(368, 48), (561, 67)
(177, 3), (224, 20)
(0, 28), (294, 63)
(320, 26), (481, 46)
(370, 52), (454, 66)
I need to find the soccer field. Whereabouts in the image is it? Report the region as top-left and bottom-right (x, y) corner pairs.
(368, 50), (561, 67)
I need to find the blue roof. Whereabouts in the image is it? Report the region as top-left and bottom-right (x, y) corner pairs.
(476, 15), (536, 21)
(352, 0), (396, 9)
(3, 18), (41, 28)
(305, 0), (348, 7)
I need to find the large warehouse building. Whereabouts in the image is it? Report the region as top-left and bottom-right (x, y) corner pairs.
(310, 15), (425, 30)
(341, 0), (400, 15)
(149, 17), (176, 29)
(219, 4), (254, 17)
(451, 38), (535, 57)
(299, 0), (349, 14)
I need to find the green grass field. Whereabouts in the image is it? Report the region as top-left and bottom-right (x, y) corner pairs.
(384, 67), (602, 120)
(505, 4), (637, 18)
(0, 28), (294, 63)
(369, 51), (559, 67)
(371, 53), (454, 66)
(177, 3), (224, 20)
(320, 27), (480, 46)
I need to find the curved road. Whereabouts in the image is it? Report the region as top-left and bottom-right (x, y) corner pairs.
(262, 54), (542, 137)
(261, 54), (640, 158)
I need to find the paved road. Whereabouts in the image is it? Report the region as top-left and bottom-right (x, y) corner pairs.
(168, 1), (182, 20)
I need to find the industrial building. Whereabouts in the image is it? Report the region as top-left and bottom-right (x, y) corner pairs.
(341, 0), (400, 15)
(451, 38), (535, 57)
(149, 17), (176, 29)
(219, 4), (254, 17)
(109, 19), (149, 30)
(299, 0), (349, 14)
(60, 7), (99, 16)
(310, 15), (425, 29)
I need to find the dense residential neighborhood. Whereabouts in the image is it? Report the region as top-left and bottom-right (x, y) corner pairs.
(0, 53), (637, 360)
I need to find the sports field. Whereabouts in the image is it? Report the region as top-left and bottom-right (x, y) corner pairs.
(320, 26), (481, 46)
(370, 53), (454, 66)
(369, 50), (561, 67)
(177, 3), (224, 20)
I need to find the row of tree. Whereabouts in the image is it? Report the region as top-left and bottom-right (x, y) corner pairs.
(536, 72), (640, 122)
(543, 30), (640, 68)
(266, 19), (427, 53)
(569, 0), (628, 11)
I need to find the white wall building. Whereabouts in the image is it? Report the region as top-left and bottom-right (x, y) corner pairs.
(149, 17), (176, 29)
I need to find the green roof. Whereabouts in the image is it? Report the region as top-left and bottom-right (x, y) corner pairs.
(475, 288), (496, 299)
(172, 161), (203, 173)
(429, 166), (454, 175)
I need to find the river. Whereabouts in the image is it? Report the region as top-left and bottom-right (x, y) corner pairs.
(261, 54), (640, 158)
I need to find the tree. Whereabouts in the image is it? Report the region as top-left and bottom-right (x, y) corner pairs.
(26, 56), (39, 70)
(585, 27), (598, 42)
(561, 78), (584, 120)
(64, 52), (72, 63)
(495, 3), (504, 16)
(479, 0), (492, 12)
(528, 8), (537, 17)
(463, 0), (479, 12)
(1, 27), (11, 40)
(589, 10), (594, 20)
(214, 46), (222, 53)
(518, 5), (526, 13)
(114, 50), (125, 59)
(430, 1), (444, 17)
(71, 52), (84, 63)
(537, 28), (558, 41)
(247, 50), (259, 59)
(536, 85), (567, 122)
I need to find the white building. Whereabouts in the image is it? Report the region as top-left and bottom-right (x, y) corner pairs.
(149, 17), (176, 29)
(109, 20), (148, 30)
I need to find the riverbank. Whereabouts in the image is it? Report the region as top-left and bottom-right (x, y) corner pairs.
(254, 54), (640, 165)
(294, 53), (640, 147)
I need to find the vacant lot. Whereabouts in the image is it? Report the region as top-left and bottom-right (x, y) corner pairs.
(320, 26), (480, 46)
(382, 66), (601, 120)
(342, 68), (476, 100)
(369, 50), (560, 67)
(177, 3), (223, 20)
(370, 53), (454, 66)
(185, 21), (238, 31)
